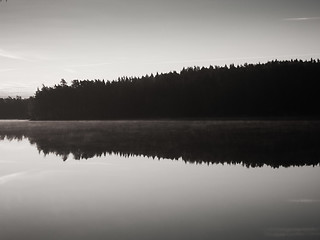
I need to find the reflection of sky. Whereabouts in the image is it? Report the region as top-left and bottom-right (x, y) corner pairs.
(0, 138), (320, 240)
(1, 0), (320, 96)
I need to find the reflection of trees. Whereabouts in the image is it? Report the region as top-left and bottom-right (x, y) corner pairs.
(1, 121), (320, 168)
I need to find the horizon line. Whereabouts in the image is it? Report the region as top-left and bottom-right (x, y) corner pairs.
(1, 57), (319, 98)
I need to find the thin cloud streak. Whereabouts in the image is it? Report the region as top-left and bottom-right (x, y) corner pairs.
(0, 49), (45, 62)
(0, 49), (26, 61)
(283, 17), (320, 21)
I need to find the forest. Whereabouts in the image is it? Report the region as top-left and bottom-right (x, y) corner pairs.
(1, 59), (320, 120)
(0, 97), (29, 119)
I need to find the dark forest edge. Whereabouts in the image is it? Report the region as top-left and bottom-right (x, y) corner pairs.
(1, 59), (320, 120)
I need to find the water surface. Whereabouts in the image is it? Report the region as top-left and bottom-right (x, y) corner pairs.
(0, 120), (320, 240)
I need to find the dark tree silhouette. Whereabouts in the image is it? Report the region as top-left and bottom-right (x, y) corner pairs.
(29, 59), (320, 120)
(0, 97), (29, 119)
(1, 59), (319, 120)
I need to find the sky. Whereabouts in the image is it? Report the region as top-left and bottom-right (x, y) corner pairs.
(0, 0), (320, 97)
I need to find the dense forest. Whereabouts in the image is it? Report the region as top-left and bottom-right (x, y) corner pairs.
(0, 97), (29, 119)
(1, 59), (320, 120)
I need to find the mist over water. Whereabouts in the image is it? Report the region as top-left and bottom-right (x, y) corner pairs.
(0, 120), (320, 240)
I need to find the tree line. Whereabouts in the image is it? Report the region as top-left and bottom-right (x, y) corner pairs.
(0, 97), (29, 119)
(1, 59), (320, 120)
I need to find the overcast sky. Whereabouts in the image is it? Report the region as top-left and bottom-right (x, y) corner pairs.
(0, 0), (320, 97)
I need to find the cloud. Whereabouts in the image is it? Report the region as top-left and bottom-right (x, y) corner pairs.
(283, 17), (320, 21)
(0, 49), (26, 61)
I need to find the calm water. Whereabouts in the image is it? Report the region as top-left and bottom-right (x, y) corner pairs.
(0, 120), (320, 240)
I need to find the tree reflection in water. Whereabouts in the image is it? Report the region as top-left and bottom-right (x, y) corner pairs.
(0, 120), (319, 168)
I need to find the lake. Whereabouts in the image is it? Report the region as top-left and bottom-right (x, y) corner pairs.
(0, 120), (320, 240)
